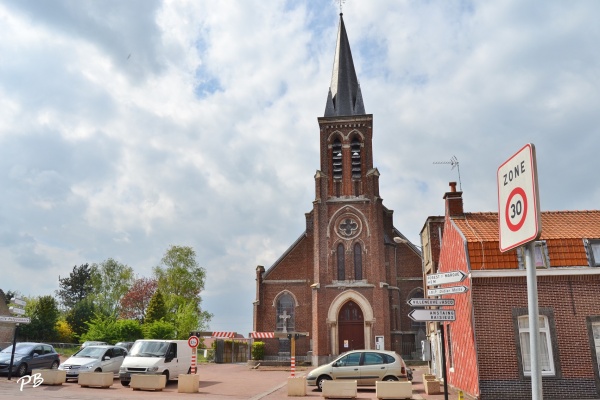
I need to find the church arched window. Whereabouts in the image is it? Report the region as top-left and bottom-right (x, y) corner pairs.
(351, 137), (361, 179)
(332, 139), (343, 180)
(353, 243), (362, 280)
(337, 243), (345, 281)
(275, 293), (295, 333)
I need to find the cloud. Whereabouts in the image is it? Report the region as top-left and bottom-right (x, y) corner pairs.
(0, 0), (599, 334)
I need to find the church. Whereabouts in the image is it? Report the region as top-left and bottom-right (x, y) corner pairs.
(253, 14), (424, 366)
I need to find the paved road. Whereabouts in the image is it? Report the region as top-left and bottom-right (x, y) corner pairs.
(0, 364), (460, 400)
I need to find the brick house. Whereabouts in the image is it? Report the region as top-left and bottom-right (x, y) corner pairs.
(253, 14), (423, 366)
(421, 182), (600, 399)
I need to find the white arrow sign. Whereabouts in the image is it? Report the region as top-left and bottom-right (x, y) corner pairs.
(0, 316), (31, 324)
(407, 298), (455, 307)
(428, 286), (469, 296)
(12, 298), (27, 307)
(408, 309), (456, 321)
(426, 271), (467, 286)
(9, 307), (26, 315)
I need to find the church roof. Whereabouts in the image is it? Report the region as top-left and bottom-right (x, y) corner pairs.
(324, 14), (366, 117)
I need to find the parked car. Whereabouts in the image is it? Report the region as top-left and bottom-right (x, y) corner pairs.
(115, 341), (135, 351)
(80, 341), (108, 349)
(0, 342), (60, 377)
(58, 345), (127, 380)
(306, 350), (412, 390)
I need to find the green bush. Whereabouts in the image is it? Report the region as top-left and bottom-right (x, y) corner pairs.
(143, 319), (176, 339)
(251, 341), (265, 360)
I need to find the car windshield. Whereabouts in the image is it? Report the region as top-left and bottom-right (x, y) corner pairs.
(73, 346), (106, 358)
(129, 341), (169, 357)
(1, 343), (34, 355)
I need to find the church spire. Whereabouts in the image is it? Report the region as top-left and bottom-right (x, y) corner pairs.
(324, 13), (365, 117)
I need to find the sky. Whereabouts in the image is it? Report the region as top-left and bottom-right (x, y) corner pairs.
(1, 0), (599, 336)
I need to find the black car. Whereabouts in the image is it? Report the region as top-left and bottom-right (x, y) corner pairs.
(0, 342), (60, 377)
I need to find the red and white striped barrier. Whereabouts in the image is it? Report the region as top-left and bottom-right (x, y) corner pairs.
(250, 332), (275, 339)
(290, 356), (296, 377)
(212, 331), (236, 338)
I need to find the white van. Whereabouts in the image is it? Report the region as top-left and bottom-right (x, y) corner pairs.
(118, 339), (192, 386)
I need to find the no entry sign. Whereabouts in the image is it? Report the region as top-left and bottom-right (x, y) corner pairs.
(497, 143), (542, 252)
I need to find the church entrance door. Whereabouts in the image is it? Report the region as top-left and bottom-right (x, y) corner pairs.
(338, 301), (365, 354)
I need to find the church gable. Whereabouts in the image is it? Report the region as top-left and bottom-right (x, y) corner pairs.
(262, 233), (313, 282)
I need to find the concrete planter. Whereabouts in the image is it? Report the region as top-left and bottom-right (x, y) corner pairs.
(178, 374), (199, 393)
(78, 372), (114, 388)
(287, 376), (306, 396)
(130, 374), (167, 391)
(321, 380), (357, 399)
(31, 369), (66, 385)
(375, 381), (412, 399)
(424, 379), (440, 395)
(423, 374), (436, 381)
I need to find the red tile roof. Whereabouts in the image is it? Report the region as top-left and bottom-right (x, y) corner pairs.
(452, 210), (600, 270)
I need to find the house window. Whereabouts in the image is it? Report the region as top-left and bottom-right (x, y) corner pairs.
(517, 315), (555, 376)
(337, 243), (345, 281)
(353, 243), (362, 280)
(517, 241), (549, 269)
(593, 322), (600, 374)
(276, 293), (295, 333)
(584, 239), (600, 267)
(587, 316), (600, 379)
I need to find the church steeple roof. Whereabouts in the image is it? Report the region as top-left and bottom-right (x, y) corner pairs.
(324, 13), (365, 117)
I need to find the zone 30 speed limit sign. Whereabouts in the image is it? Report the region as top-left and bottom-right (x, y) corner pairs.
(497, 143), (542, 252)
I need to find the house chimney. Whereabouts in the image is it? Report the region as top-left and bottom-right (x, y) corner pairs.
(444, 181), (464, 218)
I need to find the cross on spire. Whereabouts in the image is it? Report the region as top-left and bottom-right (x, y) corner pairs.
(336, 0), (346, 13)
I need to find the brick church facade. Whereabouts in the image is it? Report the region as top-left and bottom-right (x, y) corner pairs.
(253, 14), (423, 366)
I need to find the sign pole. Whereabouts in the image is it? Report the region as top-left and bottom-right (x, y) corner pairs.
(7, 323), (19, 381)
(439, 324), (449, 400)
(525, 242), (542, 399)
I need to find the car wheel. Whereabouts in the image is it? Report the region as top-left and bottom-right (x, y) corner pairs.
(16, 363), (28, 377)
(162, 370), (170, 382)
(383, 376), (399, 381)
(187, 367), (191, 374)
(317, 376), (332, 391)
(121, 380), (130, 387)
(94, 368), (102, 372)
(51, 361), (59, 369)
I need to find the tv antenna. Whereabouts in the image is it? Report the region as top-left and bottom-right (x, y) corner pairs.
(434, 156), (462, 191)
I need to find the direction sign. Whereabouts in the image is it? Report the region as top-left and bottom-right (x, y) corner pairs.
(9, 307), (25, 315)
(426, 271), (467, 286)
(0, 316), (31, 324)
(12, 298), (26, 307)
(408, 309), (456, 321)
(407, 298), (455, 307)
(427, 286), (469, 296)
(497, 143), (542, 252)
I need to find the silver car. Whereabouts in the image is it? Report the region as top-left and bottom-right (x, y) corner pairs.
(306, 350), (411, 390)
(58, 345), (127, 380)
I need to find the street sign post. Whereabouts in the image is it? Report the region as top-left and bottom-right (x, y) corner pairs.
(426, 271), (467, 286)
(407, 298), (455, 307)
(498, 143), (543, 400)
(188, 336), (199, 374)
(497, 143), (542, 252)
(408, 309), (456, 322)
(427, 286), (468, 296)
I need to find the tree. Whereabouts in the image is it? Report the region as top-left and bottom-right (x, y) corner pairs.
(119, 277), (158, 322)
(145, 289), (167, 324)
(18, 295), (60, 342)
(143, 320), (176, 339)
(114, 319), (143, 342)
(173, 302), (212, 340)
(56, 264), (94, 310)
(153, 245), (208, 316)
(90, 258), (134, 316)
(65, 298), (96, 339)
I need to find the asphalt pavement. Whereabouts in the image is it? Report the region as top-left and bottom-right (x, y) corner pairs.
(0, 364), (460, 400)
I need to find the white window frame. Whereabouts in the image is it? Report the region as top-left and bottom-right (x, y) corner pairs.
(584, 239), (600, 267)
(592, 321), (600, 375)
(518, 315), (555, 376)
